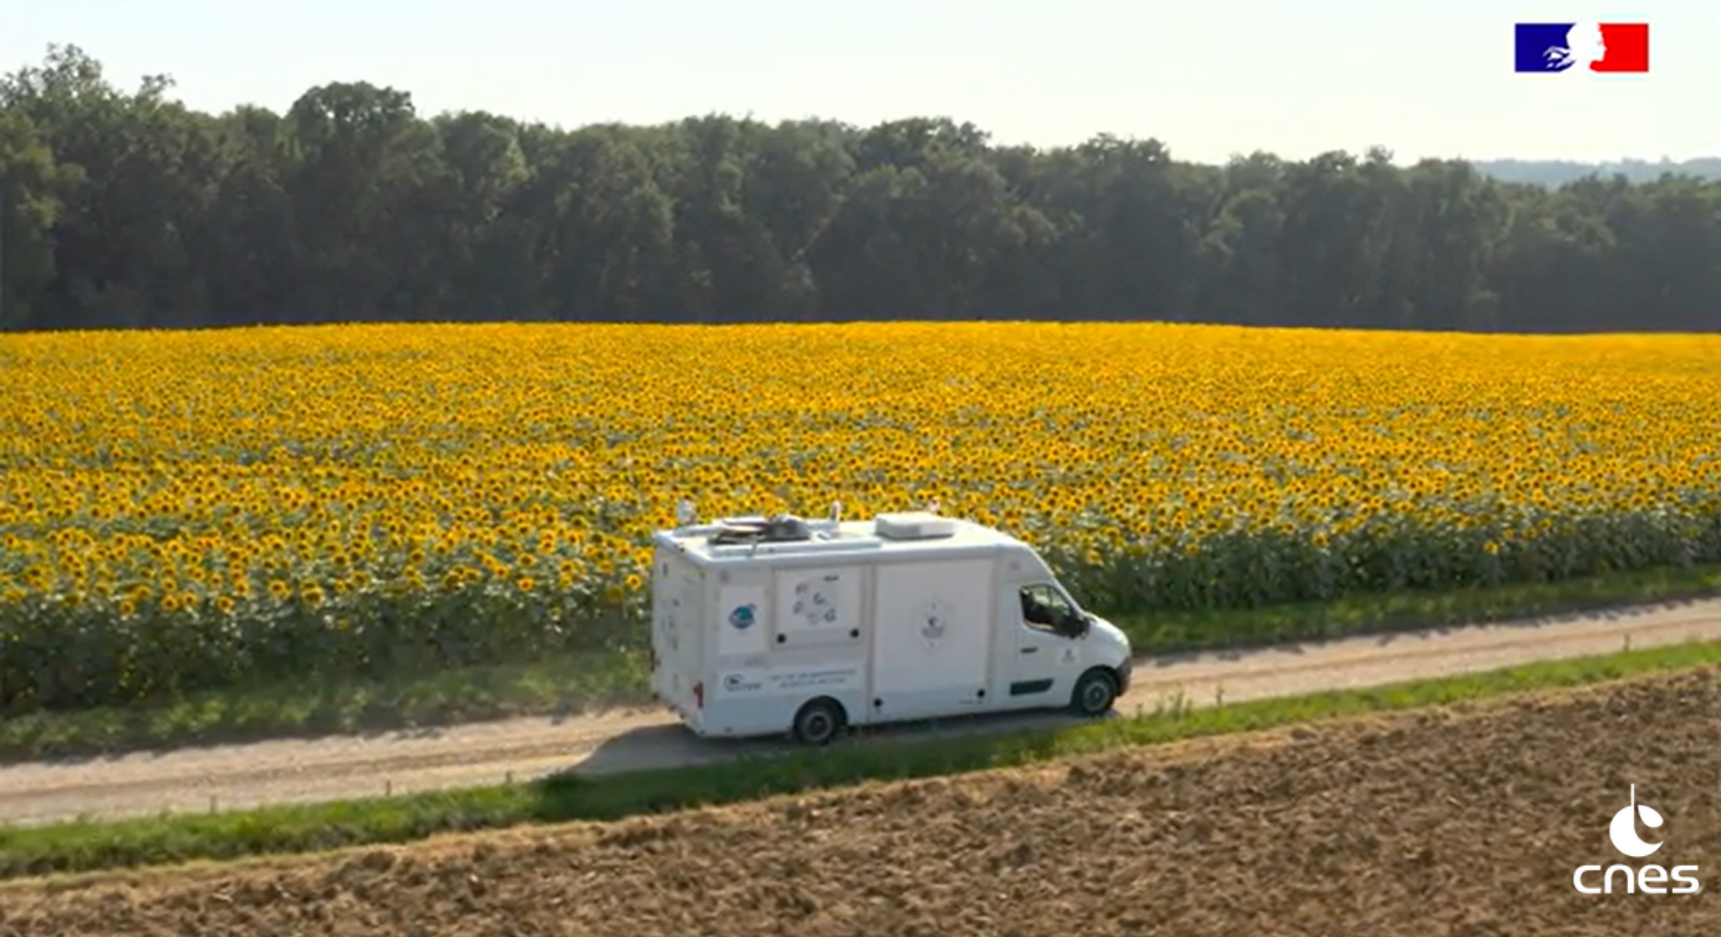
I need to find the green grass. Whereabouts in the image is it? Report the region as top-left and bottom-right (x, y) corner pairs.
(3, 560), (1718, 764)
(3, 636), (1719, 881)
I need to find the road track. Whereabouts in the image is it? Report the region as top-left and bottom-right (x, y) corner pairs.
(1, 596), (1717, 828)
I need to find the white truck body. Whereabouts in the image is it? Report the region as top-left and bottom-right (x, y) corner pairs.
(648, 510), (1134, 743)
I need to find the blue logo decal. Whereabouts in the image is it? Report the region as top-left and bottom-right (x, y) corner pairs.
(728, 603), (757, 629)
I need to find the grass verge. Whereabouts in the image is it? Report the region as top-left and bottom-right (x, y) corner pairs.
(3, 560), (1719, 764)
(3, 636), (1720, 881)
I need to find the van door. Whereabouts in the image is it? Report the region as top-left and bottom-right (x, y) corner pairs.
(1005, 581), (1086, 708)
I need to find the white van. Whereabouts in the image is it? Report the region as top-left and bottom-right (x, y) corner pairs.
(648, 507), (1134, 745)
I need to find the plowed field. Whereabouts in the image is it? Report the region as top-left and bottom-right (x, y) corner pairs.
(5, 668), (1720, 936)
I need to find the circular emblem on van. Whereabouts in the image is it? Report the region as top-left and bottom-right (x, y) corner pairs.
(728, 603), (757, 630)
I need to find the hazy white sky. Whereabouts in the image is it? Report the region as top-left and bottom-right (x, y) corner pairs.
(3, 0), (1716, 164)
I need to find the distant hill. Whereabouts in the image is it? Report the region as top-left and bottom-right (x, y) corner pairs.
(1468, 157), (1721, 186)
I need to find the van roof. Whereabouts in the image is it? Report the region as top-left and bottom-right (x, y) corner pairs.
(653, 512), (1027, 566)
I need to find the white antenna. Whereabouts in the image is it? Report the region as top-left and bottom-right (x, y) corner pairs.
(675, 499), (696, 528)
(830, 500), (842, 522)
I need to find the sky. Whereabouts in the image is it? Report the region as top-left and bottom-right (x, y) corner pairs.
(3, 0), (1717, 165)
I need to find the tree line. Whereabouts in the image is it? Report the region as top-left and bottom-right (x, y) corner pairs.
(1, 44), (1717, 334)
(1472, 157), (1721, 187)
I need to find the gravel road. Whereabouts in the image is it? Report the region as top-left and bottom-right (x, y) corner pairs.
(1, 596), (1716, 828)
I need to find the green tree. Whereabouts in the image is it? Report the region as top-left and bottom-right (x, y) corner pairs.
(2, 44), (1717, 335)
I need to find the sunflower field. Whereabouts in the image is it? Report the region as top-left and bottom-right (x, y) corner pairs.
(2, 322), (1719, 712)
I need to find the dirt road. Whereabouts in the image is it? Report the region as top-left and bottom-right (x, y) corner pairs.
(7, 654), (1719, 936)
(1, 596), (1717, 829)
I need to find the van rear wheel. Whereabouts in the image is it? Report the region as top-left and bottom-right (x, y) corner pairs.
(791, 698), (844, 746)
(1071, 668), (1118, 717)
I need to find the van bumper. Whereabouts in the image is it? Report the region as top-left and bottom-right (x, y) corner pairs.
(1115, 657), (1132, 694)
(667, 701), (704, 734)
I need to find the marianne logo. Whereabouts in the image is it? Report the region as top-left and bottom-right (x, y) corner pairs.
(1573, 786), (1700, 895)
(1514, 22), (1650, 74)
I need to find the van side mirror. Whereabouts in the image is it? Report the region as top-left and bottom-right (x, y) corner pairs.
(1059, 612), (1088, 637)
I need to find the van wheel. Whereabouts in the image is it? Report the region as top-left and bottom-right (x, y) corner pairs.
(1071, 669), (1118, 717)
(791, 698), (844, 746)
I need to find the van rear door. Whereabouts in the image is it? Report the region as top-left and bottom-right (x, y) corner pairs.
(651, 550), (707, 720)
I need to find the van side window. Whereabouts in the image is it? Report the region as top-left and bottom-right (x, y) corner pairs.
(1019, 584), (1073, 633)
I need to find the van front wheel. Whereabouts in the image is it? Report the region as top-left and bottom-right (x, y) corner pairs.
(791, 698), (845, 746)
(1071, 669), (1118, 717)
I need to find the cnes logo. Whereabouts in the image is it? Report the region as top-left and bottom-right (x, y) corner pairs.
(1573, 785), (1700, 895)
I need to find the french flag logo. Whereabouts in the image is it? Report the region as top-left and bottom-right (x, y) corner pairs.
(1514, 22), (1649, 73)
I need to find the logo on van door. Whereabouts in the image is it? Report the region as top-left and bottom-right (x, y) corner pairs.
(919, 597), (952, 648)
(790, 577), (843, 629)
(722, 672), (762, 693)
(728, 603), (757, 630)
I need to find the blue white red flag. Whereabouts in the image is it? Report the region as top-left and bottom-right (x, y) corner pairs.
(1514, 23), (1649, 73)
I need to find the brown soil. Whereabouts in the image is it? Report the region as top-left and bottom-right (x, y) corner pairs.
(5, 668), (1721, 937)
